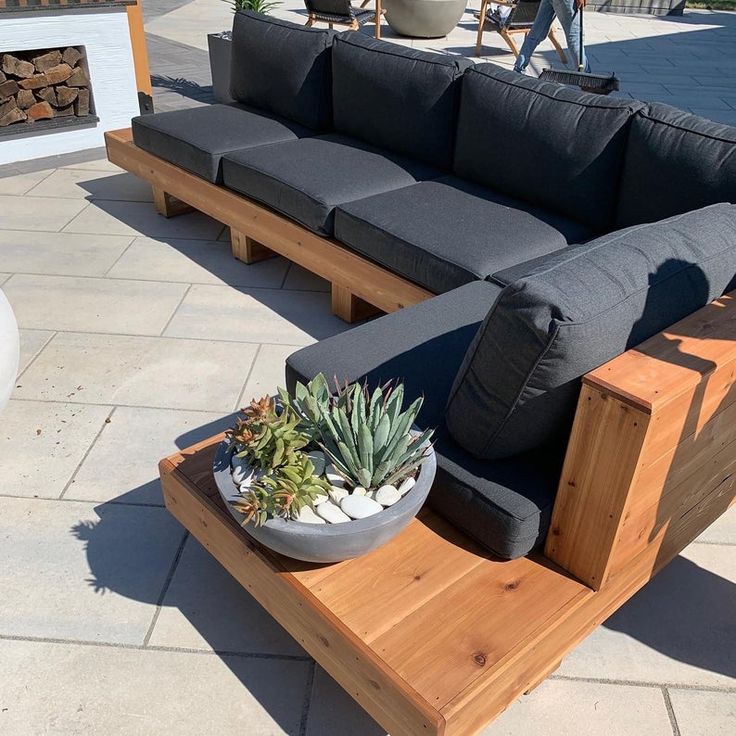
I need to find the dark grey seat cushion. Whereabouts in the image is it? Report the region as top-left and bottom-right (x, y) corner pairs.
(284, 280), (562, 559)
(131, 103), (310, 184)
(616, 104), (736, 228)
(230, 10), (335, 131)
(334, 175), (593, 294)
(454, 64), (643, 232)
(331, 34), (470, 170)
(446, 204), (736, 460)
(221, 133), (440, 235)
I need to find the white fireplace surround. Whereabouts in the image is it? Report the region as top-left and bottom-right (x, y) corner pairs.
(0, 8), (140, 165)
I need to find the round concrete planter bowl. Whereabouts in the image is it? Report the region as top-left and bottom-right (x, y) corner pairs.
(213, 439), (437, 563)
(0, 289), (19, 414)
(384, 0), (466, 38)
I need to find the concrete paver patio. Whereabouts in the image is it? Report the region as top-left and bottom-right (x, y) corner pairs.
(0, 2), (735, 734)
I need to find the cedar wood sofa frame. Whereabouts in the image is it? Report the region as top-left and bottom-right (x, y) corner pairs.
(107, 128), (736, 736)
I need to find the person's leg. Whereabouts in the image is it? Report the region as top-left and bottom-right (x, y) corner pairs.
(551, 0), (590, 71)
(514, 0), (556, 73)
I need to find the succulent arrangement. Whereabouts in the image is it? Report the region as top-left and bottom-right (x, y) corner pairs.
(226, 374), (434, 527)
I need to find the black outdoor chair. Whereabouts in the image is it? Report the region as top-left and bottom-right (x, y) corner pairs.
(475, 0), (567, 62)
(305, 0), (383, 39)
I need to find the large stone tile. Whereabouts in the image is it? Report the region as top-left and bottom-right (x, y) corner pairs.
(15, 332), (258, 412)
(0, 169), (54, 196)
(0, 273), (9, 285)
(17, 328), (54, 375)
(0, 638), (310, 735)
(282, 263), (330, 293)
(305, 666), (385, 736)
(3, 274), (187, 335)
(696, 506), (736, 545)
(25, 168), (153, 202)
(0, 400), (110, 498)
(0, 496), (184, 643)
(149, 537), (306, 656)
(483, 679), (673, 735)
(165, 284), (347, 345)
(107, 236), (290, 287)
(0, 195), (88, 232)
(62, 199), (223, 240)
(68, 406), (236, 505)
(61, 158), (123, 172)
(559, 544), (736, 688)
(668, 688), (736, 736)
(239, 344), (296, 405)
(0, 230), (132, 277)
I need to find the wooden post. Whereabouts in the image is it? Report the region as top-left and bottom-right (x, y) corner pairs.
(126, 0), (153, 113)
(547, 292), (736, 590)
(152, 187), (193, 218)
(331, 283), (382, 323)
(230, 228), (276, 264)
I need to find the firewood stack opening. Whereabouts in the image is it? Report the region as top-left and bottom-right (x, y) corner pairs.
(0, 47), (92, 128)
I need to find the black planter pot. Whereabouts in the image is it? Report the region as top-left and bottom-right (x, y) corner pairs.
(208, 32), (233, 104)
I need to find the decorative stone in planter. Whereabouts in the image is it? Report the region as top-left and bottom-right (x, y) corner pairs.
(208, 31), (234, 105)
(214, 438), (436, 562)
(212, 375), (437, 563)
(384, 0), (466, 39)
(0, 289), (19, 413)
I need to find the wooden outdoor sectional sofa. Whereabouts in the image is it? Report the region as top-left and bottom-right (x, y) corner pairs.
(107, 10), (736, 734)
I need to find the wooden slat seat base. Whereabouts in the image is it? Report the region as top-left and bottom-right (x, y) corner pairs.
(159, 436), (703, 736)
(105, 128), (433, 323)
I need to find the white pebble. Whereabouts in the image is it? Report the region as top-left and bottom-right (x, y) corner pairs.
(307, 450), (326, 477)
(312, 492), (328, 506)
(328, 486), (349, 504)
(352, 486), (368, 496)
(231, 455), (251, 485)
(295, 505), (326, 524)
(316, 501), (351, 524)
(325, 464), (346, 487)
(341, 494), (383, 519)
(398, 477), (416, 496)
(375, 485), (401, 506)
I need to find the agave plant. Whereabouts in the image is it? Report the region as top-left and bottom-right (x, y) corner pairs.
(302, 376), (433, 491)
(222, 0), (280, 14)
(227, 395), (310, 472)
(232, 455), (330, 526)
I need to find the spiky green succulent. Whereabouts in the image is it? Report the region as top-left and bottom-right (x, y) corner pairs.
(277, 373), (331, 441)
(227, 395), (310, 473)
(231, 455), (330, 526)
(287, 375), (433, 491)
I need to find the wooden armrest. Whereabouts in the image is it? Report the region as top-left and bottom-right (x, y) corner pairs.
(546, 291), (736, 590)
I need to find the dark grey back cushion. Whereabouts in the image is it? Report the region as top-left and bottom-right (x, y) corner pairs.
(445, 204), (736, 459)
(616, 104), (736, 228)
(331, 34), (470, 169)
(453, 64), (643, 231)
(230, 11), (335, 130)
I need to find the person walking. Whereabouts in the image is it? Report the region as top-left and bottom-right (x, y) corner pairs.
(513, 0), (589, 75)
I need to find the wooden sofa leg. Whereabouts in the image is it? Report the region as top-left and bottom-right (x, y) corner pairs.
(230, 229), (276, 264)
(331, 284), (381, 323)
(152, 186), (193, 218)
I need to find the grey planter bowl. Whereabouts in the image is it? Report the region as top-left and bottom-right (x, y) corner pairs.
(213, 439), (436, 563)
(384, 0), (466, 38)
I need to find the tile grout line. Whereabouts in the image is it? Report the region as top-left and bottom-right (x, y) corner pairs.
(142, 530), (189, 647)
(549, 673), (736, 694)
(234, 343), (263, 411)
(101, 236), (137, 277)
(8, 396), (241, 414)
(661, 687), (682, 736)
(56, 198), (92, 234)
(298, 659), (317, 736)
(58, 406), (117, 500)
(19, 167), (57, 196)
(0, 632), (312, 662)
(158, 282), (193, 337)
(0, 491), (165, 508)
(15, 330), (57, 382)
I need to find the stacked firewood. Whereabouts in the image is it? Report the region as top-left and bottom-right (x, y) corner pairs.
(0, 47), (91, 128)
